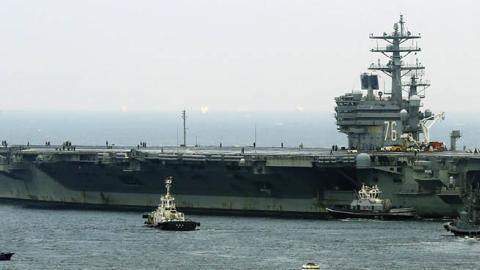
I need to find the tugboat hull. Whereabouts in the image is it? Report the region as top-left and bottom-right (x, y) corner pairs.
(155, 221), (200, 231)
(443, 222), (480, 237)
(326, 207), (416, 220)
(0, 253), (14, 261)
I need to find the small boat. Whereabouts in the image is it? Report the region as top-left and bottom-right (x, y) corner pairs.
(0, 252), (14, 261)
(443, 212), (480, 237)
(302, 262), (320, 269)
(444, 184), (480, 237)
(143, 176), (200, 231)
(326, 184), (416, 220)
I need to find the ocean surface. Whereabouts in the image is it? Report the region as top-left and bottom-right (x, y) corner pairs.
(0, 111), (479, 149)
(0, 203), (479, 270)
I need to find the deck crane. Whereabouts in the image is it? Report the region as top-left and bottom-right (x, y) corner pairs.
(420, 112), (445, 144)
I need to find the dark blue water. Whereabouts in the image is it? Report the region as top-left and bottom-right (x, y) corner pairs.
(1, 204), (479, 270)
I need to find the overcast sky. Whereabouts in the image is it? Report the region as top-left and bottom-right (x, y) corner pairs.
(0, 0), (478, 113)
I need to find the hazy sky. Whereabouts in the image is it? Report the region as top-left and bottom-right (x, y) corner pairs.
(0, 0), (479, 112)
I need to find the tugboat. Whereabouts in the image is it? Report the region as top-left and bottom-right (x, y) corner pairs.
(142, 176), (200, 231)
(326, 184), (416, 220)
(0, 252), (14, 261)
(444, 184), (480, 237)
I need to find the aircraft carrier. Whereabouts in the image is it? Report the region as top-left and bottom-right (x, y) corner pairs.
(0, 16), (476, 218)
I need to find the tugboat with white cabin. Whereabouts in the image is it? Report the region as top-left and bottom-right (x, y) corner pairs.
(326, 184), (416, 220)
(143, 176), (200, 231)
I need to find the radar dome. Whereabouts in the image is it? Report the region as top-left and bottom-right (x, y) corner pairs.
(239, 158), (246, 165)
(424, 109), (432, 118)
(356, 153), (371, 169)
(400, 109), (408, 121)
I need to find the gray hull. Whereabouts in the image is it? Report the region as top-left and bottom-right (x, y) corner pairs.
(0, 146), (470, 218)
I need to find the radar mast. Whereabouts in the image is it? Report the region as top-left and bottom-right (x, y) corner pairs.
(368, 15), (424, 103)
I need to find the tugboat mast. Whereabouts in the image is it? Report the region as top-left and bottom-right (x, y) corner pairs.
(165, 176), (172, 198)
(162, 176), (175, 210)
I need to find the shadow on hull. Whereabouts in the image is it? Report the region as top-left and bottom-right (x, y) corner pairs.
(0, 198), (331, 219)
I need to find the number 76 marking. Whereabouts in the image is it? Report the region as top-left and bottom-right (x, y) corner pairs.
(384, 121), (397, 141)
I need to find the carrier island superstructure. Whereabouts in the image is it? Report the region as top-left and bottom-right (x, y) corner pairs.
(0, 16), (477, 218)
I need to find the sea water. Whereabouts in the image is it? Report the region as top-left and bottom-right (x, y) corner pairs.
(0, 204), (479, 270)
(0, 111), (478, 149)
